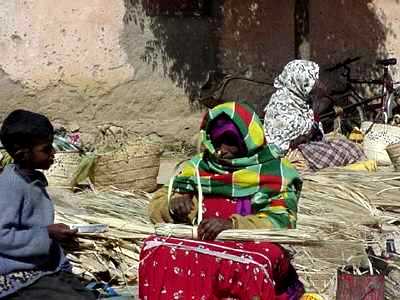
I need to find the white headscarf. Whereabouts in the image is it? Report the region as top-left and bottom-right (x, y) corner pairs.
(263, 60), (320, 152)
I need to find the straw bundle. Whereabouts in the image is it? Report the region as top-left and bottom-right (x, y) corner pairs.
(53, 167), (400, 299)
(294, 168), (400, 299)
(53, 188), (153, 286)
(154, 223), (324, 245)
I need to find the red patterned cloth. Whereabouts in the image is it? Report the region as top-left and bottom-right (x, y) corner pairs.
(139, 197), (303, 299)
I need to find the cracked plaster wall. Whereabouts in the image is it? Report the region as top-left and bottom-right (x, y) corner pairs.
(0, 0), (202, 145)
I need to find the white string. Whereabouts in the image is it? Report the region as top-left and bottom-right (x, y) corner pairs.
(195, 164), (203, 225)
(167, 160), (188, 214)
(170, 237), (273, 270)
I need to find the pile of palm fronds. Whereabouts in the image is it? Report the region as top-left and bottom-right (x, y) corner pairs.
(295, 168), (400, 299)
(52, 188), (153, 287)
(52, 167), (400, 299)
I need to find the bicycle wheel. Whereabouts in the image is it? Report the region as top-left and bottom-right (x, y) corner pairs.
(385, 89), (400, 122)
(339, 94), (366, 132)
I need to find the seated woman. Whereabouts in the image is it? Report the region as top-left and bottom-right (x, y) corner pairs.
(263, 60), (365, 171)
(140, 102), (304, 300)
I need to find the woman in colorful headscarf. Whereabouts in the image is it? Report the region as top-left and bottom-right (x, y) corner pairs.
(264, 60), (365, 170)
(140, 102), (304, 300)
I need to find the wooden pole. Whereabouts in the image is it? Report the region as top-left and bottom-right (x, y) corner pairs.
(295, 0), (310, 59)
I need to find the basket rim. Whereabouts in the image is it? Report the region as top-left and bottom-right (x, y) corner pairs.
(95, 145), (162, 157)
(54, 150), (81, 154)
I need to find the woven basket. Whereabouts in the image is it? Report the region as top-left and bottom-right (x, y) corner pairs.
(93, 142), (162, 192)
(386, 143), (400, 171)
(44, 151), (82, 188)
(361, 122), (400, 165)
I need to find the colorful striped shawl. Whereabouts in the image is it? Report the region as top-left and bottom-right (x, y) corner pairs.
(172, 102), (302, 228)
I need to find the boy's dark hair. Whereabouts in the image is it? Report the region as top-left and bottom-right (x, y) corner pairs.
(0, 110), (54, 156)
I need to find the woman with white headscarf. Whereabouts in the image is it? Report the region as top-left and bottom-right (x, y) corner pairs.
(264, 60), (365, 170)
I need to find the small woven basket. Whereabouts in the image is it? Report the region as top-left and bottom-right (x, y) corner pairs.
(44, 151), (82, 188)
(386, 143), (400, 171)
(361, 121), (400, 165)
(93, 141), (162, 192)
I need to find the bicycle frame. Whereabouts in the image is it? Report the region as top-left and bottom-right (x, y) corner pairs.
(198, 71), (273, 108)
(326, 57), (398, 124)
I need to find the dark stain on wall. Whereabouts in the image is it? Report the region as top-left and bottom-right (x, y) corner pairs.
(122, 0), (218, 104)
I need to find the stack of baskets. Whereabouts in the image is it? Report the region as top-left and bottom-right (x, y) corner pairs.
(46, 125), (163, 192)
(92, 141), (162, 192)
(45, 151), (82, 188)
(386, 143), (400, 171)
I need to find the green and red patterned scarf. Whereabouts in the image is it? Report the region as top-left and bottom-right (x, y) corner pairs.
(172, 102), (302, 228)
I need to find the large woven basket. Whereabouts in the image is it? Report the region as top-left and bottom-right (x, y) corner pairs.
(93, 142), (162, 192)
(361, 122), (400, 165)
(45, 151), (82, 188)
(386, 143), (400, 171)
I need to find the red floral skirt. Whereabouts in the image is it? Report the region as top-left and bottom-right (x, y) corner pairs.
(139, 197), (303, 299)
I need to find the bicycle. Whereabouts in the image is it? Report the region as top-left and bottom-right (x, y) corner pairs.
(198, 71), (273, 112)
(321, 56), (400, 129)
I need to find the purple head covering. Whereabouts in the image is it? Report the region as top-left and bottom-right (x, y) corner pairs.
(208, 114), (252, 215)
(209, 114), (247, 155)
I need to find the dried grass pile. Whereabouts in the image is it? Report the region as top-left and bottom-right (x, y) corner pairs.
(53, 188), (154, 287)
(295, 168), (400, 299)
(52, 167), (400, 299)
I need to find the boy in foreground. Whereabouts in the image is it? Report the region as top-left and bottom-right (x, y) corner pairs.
(0, 110), (95, 299)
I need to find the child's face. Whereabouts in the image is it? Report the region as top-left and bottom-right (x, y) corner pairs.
(28, 138), (55, 170)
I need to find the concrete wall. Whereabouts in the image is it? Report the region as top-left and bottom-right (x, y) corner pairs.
(215, 1), (295, 114)
(0, 0), (207, 145)
(216, 0), (400, 110)
(310, 0), (400, 89)
(0, 1), (399, 144)
(0, 1), (132, 94)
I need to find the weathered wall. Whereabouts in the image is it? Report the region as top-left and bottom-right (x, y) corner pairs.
(0, 0), (400, 145)
(0, 0), (206, 145)
(0, 1), (132, 94)
(218, 1), (295, 78)
(215, 1), (295, 114)
(310, 0), (400, 88)
(216, 0), (400, 110)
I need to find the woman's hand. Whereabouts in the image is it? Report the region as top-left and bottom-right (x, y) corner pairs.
(48, 223), (77, 242)
(169, 193), (194, 223)
(290, 134), (311, 149)
(198, 218), (233, 240)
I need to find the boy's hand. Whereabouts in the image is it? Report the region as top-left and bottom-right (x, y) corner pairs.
(198, 218), (233, 240)
(169, 193), (194, 223)
(48, 223), (77, 242)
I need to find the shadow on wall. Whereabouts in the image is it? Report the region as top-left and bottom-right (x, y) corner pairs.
(311, 1), (400, 91)
(215, 0), (400, 115)
(210, 1), (295, 115)
(121, 0), (217, 104)
(119, 1), (400, 115)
